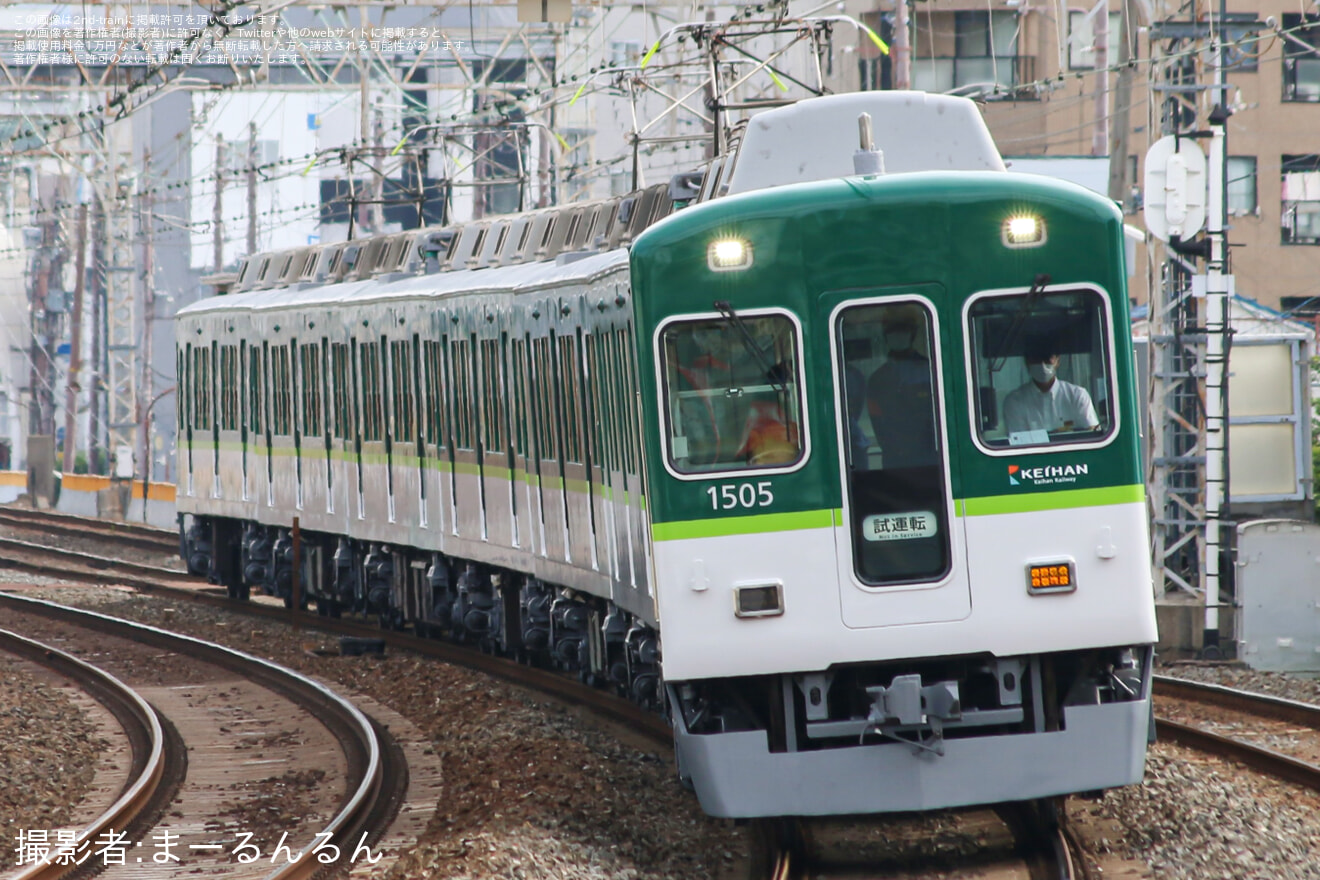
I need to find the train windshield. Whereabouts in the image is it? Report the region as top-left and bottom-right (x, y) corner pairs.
(967, 287), (1114, 449)
(835, 301), (951, 585)
(659, 313), (805, 474)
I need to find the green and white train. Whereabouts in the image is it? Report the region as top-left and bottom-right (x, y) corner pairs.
(177, 92), (1157, 817)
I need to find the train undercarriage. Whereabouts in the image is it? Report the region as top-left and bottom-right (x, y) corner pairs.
(183, 515), (663, 710)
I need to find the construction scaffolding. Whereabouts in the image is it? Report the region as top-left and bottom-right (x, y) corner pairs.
(1145, 0), (1261, 653)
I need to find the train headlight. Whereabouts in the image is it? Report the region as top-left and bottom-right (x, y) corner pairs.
(1003, 214), (1046, 248)
(708, 238), (753, 272)
(1026, 561), (1076, 595)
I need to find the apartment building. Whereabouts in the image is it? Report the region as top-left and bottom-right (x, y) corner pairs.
(842, 0), (1320, 311)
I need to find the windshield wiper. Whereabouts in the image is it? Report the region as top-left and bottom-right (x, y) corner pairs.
(988, 273), (1051, 372)
(712, 300), (787, 395)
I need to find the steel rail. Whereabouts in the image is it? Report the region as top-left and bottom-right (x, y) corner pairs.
(1154, 717), (1320, 789)
(1154, 673), (1320, 727)
(0, 535), (184, 582)
(0, 593), (397, 880)
(0, 507), (177, 553)
(0, 539), (672, 747)
(0, 628), (168, 880)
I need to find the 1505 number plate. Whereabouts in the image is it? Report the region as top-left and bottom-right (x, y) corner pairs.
(706, 481), (774, 510)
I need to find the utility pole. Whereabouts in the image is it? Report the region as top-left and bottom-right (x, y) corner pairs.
(213, 134), (226, 272)
(1107, 0), (1133, 204)
(892, 0), (910, 90)
(1091, 0), (1109, 156)
(28, 221), (53, 437)
(139, 150), (155, 484)
(371, 106), (385, 234)
(247, 122), (258, 254)
(89, 194), (105, 474)
(62, 201), (88, 474)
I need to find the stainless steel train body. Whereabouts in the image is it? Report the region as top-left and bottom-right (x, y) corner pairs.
(178, 92), (1157, 819)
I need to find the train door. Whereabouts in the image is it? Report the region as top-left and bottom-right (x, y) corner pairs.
(449, 330), (484, 541)
(320, 337), (334, 515)
(829, 292), (970, 628)
(557, 327), (593, 566)
(477, 331), (514, 547)
(584, 327), (619, 582)
(239, 340), (249, 502)
(291, 336), (304, 510)
(616, 323), (649, 596)
(328, 341), (352, 520)
(532, 329), (569, 562)
(508, 335), (535, 553)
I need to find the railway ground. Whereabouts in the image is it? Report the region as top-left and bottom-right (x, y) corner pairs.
(6, 509), (1320, 878)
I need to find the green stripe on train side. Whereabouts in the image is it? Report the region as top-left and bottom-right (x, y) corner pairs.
(651, 485), (1143, 541)
(962, 484), (1144, 516)
(652, 509), (835, 542)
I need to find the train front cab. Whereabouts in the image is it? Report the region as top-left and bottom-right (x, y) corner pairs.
(645, 265), (1157, 818)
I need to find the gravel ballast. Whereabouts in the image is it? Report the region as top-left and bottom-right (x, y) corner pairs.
(7, 582), (743, 880)
(12, 570), (1320, 880)
(0, 649), (108, 857)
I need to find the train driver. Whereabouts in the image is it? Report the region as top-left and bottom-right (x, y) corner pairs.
(1002, 337), (1099, 438)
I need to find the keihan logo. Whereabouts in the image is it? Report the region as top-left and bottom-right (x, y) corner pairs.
(1009, 462), (1089, 487)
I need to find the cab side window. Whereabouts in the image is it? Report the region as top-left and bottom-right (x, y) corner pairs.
(968, 288), (1114, 449)
(659, 313), (805, 475)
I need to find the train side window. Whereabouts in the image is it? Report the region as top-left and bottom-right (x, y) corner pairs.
(238, 341), (248, 438)
(359, 342), (384, 442)
(509, 337), (530, 458)
(193, 346), (212, 431)
(330, 343), (350, 440)
(390, 339), (415, 444)
(424, 339), (448, 449)
(450, 337), (475, 451)
(248, 347), (263, 435)
(479, 338), (505, 454)
(658, 312), (804, 474)
(966, 287), (1114, 450)
(531, 336), (557, 464)
(183, 344), (193, 434)
(301, 342), (322, 438)
(557, 335), (584, 464)
(836, 301), (950, 585)
(271, 346), (293, 437)
(219, 345), (239, 430)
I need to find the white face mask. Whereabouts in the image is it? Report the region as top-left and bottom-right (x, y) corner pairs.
(1028, 362), (1057, 384)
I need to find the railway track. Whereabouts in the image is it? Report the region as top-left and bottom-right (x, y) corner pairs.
(0, 506), (178, 556)
(1154, 674), (1320, 790)
(0, 592), (406, 879)
(0, 532), (672, 746)
(0, 628), (171, 880)
(750, 799), (1079, 880)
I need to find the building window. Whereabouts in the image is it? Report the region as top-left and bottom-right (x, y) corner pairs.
(610, 41), (642, 67)
(1282, 155), (1320, 245)
(1068, 12), (1122, 70)
(1227, 156), (1257, 216)
(1280, 296), (1320, 318)
(1283, 14), (1320, 102)
(912, 10), (1026, 97)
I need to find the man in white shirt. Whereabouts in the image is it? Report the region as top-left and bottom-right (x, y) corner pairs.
(1002, 341), (1099, 438)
